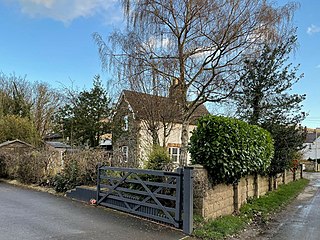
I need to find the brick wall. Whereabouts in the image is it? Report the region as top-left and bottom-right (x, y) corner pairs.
(192, 165), (302, 220)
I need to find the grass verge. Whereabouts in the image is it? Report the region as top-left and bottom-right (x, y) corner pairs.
(193, 178), (309, 239)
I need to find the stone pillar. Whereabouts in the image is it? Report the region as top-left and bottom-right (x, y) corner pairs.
(190, 165), (208, 218)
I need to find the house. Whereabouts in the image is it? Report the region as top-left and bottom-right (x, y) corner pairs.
(301, 130), (320, 160)
(45, 141), (72, 170)
(43, 133), (63, 142)
(112, 88), (209, 167)
(0, 139), (34, 154)
(99, 133), (112, 151)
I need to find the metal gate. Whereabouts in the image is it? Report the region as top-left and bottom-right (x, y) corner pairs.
(96, 165), (193, 234)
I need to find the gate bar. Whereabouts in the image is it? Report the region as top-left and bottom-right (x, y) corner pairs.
(183, 166), (193, 235)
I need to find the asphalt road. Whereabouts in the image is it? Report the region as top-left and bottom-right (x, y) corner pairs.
(0, 181), (186, 240)
(269, 172), (320, 240)
(252, 172), (320, 240)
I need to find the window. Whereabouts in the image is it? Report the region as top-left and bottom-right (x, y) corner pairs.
(123, 115), (129, 131)
(121, 146), (128, 162)
(168, 147), (180, 162)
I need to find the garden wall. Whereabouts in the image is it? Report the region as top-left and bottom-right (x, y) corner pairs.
(192, 164), (302, 220)
(303, 162), (320, 172)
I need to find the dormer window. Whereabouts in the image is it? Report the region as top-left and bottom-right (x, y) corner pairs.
(123, 115), (129, 131)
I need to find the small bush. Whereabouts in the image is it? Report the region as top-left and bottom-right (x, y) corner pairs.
(189, 115), (274, 184)
(0, 153), (19, 179)
(53, 160), (79, 192)
(0, 154), (8, 178)
(53, 174), (69, 192)
(16, 151), (52, 184)
(145, 145), (173, 171)
(53, 150), (110, 192)
(0, 151), (51, 184)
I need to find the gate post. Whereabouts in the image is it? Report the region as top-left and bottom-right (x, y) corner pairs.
(96, 163), (101, 205)
(183, 167), (193, 235)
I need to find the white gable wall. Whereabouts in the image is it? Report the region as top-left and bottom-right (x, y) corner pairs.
(302, 137), (320, 160)
(138, 120), (196, 167)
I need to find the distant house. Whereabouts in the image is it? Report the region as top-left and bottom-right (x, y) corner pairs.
(0, 139), (34, 154)
(43, 133), (63, 142)
(301, 131), (320, 160)
(45, 141), (72, 169)
(99, 133), (112, 151)
(112, 88), (209, 167)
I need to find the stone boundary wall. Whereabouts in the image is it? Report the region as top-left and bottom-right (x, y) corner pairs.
(304, 162), (320, 172)
(192, 165), (302, 220)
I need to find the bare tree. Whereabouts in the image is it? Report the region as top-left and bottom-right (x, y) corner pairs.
(0, 72), (33, 118)
(0, 72), (62, 141)
(94, 0), (297, 166)
(32, 82), (62, 138)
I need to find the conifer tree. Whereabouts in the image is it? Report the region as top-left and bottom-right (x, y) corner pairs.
(234, 35), (306, 175)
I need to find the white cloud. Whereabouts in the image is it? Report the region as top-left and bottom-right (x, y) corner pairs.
(316, 64), (320, 69)
(14, 0), (122, 24)
(307, 24), (320, 35)
(142, 36), (173, 51)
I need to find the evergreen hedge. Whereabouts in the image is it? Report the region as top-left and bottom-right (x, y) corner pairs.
(189, 115), (274, 184)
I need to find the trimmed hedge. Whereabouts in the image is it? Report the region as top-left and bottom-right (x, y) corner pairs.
(189, 115), (274, 184)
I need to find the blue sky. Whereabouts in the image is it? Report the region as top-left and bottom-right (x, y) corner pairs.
(0, 0), (319, 128)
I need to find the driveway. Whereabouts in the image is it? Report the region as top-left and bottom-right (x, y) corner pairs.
(0, 181), (186, 240)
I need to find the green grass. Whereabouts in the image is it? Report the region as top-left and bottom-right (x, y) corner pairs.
(193, 178), (309, 240)
(194, 214), (249, 239)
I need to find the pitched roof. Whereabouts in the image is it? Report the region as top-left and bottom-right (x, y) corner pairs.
(46, 141), (71, 149)
(0, 139), (34, 148)
(121, 90), (209, 124)
(43, 133), (62, 141)
(305, 132), (318, 143)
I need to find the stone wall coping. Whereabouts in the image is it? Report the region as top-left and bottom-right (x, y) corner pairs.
(189, 164), (204, 169)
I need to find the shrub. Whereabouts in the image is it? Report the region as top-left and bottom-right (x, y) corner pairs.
(53, 150), (110, 192)
(0, 150), (52, 184)
(0, 153), (19, 179)
(0, 150), (63, 186)
(0, 154), (8, 178)
(145, 145), (174, 171)
(189, 115), (274, 184)
(53, 173), (69, 192)
(54, 160), (79, 192)
(16, 151), (51, 184)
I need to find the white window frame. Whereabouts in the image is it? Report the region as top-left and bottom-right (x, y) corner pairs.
(123, 115), (129, 131)
(121, 146), (128, 162)
(168, 147), (180, 163)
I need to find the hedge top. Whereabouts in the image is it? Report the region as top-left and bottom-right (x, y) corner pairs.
(189, 115), (274, 184)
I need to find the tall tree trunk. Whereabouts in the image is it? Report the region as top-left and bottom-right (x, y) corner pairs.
(151, 129), (160, 146)
(180, 118), (189, 167)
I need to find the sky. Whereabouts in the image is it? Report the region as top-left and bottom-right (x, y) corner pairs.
(0, 0), (319, 128)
